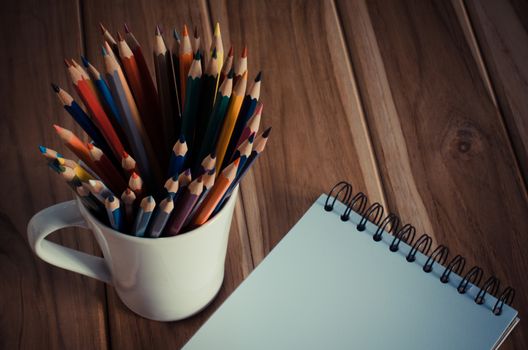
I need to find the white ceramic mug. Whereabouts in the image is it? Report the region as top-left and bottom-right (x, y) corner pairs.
(27, 188), (238, 321)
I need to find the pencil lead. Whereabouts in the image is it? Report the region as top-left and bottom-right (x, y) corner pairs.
(131, 171), (139, 179)
(53, 124), (62, 133)
(228, 68), (234, 78)
(99, 23), (107, 35)
(178, 134), (186, 143)
(63, 59), (71, 67)
(80, 55), (89, 67)
(124, 23), (131, 34)
(108, 195), (115, 202)
(194, 26), (199, 38)
(117, 31), (124, 41)
(211, 47), (217, 58)
(194, 50), (201, 60)
(101, 45), (107, 56)
(241, 46), (248, 58)
(173, 29), (180, 41)
(50, 83), (60, 93)
(182, 24), (189, 36)
(155, 24), (162, 36)
(255, 71), (262, 82)
(227, 45), (233, 57)
(262, 127), (272, 137)
(39, 145), (47, 154)
(248, 133), (256, 142)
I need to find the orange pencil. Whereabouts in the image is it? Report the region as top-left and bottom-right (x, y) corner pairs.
(54, 125), (99, 173)
(66, 60), (125, 161)
(191, 157), (239, 226)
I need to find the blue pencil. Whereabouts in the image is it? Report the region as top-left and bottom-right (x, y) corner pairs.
(105, 195), (123, 231)
(51, 83), (112, 156)
(82, 55), (124, 126)
(132, 196), (156, 237)
(168, 136), (187, 177)
(148, 195), (174, 238)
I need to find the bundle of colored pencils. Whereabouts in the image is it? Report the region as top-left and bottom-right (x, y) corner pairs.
(39, 22), (270, 238)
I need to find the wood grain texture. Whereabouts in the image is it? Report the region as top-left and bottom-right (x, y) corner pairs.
(81, 1), (253, 348)
(336, 0), (528, 348)
(464, 0), (528, 186)
(208, 0), (385, 265)
(0, 0), (108, 349)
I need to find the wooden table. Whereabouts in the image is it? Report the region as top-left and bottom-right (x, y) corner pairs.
(1, 0), (527, 348)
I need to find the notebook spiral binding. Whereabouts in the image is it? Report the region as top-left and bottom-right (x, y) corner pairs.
(325, 181), (515, 316)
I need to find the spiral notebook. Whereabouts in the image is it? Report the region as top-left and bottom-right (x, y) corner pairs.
(184, 182), (519, 349)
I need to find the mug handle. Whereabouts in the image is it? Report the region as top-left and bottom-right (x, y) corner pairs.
(27, 200), (112, 284)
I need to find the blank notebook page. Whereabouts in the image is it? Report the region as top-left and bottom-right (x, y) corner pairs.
(183, 195), (518, 350)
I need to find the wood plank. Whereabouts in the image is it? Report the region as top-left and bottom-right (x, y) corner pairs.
(0, 0), (108, 349)
(208, 0), (386, 265)
(463, 0), (528, 186)
(80, 1), (253, 348)
(335, 0), (528, 348)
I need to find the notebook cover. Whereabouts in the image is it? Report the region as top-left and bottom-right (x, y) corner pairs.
(183, 195), (519, 349)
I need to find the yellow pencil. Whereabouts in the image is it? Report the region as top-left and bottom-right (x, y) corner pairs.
(215, 71), (247, 175)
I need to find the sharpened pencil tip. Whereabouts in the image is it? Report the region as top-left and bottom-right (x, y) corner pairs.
(131, 172), (139, 179)
(50, 83), (60, 92)
(255, 71), (262, 82)
(194, 51), (201, 60)
(124, 23), (131, 34)
(155, 24), (161, 36)
(101, 46), (107, 56)
(262, 127), (272, 137)
(248, 133), (256, 142)
(80, 55), (89, 67)
(53, 124), (62, 133)
(233, 157), (240, 166)
(178, 134), (186, 143)
(227, 46), (233, 57)
(39, 145), (47, 154)
(212, 47), (217, 58)
(173, 29), (180, 41)
(210, 152), (216, 159)
(241, 46), (248, 58)
(63, 59), (71, 67)
(108, 195), (115, 202)
(214, 22), (220, 36)
(122, 151), (129, 158)
(228, 68), (234, 79)
(99, 23), (107, 34)
(117, 31), (124, 41)
(182, 24), (189, 36)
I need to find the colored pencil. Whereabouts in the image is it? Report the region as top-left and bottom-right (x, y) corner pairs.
(124, 24), (160, 120)
(132, 196), (156, 237)
(87, 143), (127, 193)
(88, 179), (114, 203)
(105, 195), (123, 231)
(215, 71), (247, 175)
(178, 168), (192, 189)
(191, 157), (239, 226)
(171, 29), (182, 117)
(102, 43), (157, 186)
(211, 22), (224, 100)
(193, 48), (219, 161)
(148, 194), (174, 238)
(195, 153), (216, 178)
(121, 151), (137, 175)
(180, 52), (203, 155)
(39, 145), (78, 169)
(236, 102), (263, 148)
(60, 166), (82, 187)
(179, 25), (193, 105)
(99, 23), (120, 59)
(117, 32), (165, 166)
(219, 46), (234, 87)
(224, 72), (261, 166)
(164, 175), (179, 196)
(168, 136), (187, 177)
(214, 127), (271, 214)
(66, 60), (125, 161)
(76, 184), (104, 212)
(52, 84), (112, 156)
(121, 188), (136, 229)
(53, 125), (100, 173)
(231, 133), (255, 173)
(183, 168), (216, 228)
(197, 70), (233, 163)
(233, 46), (248, 85)
(166, 176), (203, 236)
(128, 171), (144, 198)
(154, 25), (177, 148)
(81, 56), (124, 130)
